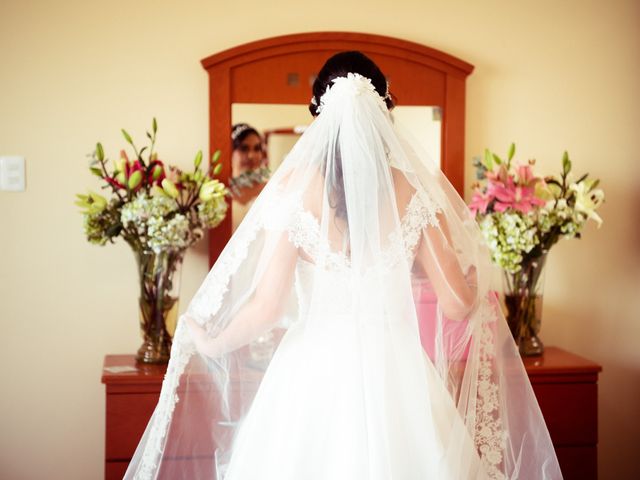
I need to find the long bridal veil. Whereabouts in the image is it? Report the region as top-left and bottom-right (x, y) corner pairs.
(124, 72), (562, 480)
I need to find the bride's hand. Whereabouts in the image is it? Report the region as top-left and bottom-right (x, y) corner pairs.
(183, 315), (221, 359)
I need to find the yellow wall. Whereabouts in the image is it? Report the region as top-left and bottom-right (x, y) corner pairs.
(1, 1), (638, 478)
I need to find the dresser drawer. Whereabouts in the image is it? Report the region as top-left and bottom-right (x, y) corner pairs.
(105, 460), (129, 480)
(555, 446), (598, 480)
(106, 393), (158, 460)
(531, 382), (598, 445)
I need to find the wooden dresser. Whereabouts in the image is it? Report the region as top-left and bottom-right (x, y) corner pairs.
(102, 346), (601, 479)
(522, 347), (602, 479)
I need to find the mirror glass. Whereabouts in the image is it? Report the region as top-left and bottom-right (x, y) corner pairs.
(230, 103), (441, 231)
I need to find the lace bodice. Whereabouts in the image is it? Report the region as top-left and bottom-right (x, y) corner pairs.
(287, 189), (441, 272)
(285, 190), (442, 320)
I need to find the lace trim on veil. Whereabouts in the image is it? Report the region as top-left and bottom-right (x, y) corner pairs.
(135, 220), (263, 479)
(475, 299), (509, 480)
(135, 338), (192, 479)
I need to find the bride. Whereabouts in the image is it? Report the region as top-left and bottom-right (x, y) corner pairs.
(124, 51), (562, 480)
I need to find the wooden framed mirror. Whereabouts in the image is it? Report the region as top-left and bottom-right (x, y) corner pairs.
(201, 32), (474, 265)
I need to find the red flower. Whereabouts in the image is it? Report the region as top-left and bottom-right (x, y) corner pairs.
(105, 176), (125, 190)
(147, 160), (166, 186)
(105, 150), (146, 191)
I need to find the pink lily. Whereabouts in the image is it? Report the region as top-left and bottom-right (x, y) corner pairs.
(516, 164), (541, 189)
(490, 177), (545, 213)
(469, 190), (493, 215)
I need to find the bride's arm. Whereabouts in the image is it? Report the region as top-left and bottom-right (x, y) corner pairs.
(415, 213), (477, 321)
(185, 231), (298, 358)
(391, 168), (476, 321)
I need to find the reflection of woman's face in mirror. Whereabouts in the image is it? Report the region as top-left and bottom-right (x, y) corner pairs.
(232, 133), (263, 177)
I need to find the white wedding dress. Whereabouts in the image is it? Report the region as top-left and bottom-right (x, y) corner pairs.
(222, 192), (486, 480)
(124, 72), (562, 480)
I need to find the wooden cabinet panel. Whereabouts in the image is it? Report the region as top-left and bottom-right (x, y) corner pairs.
(105, 460), (129, 480)
(523, 347), (602, 479)
(105, 393), (158, 460)
(531, 382), (598, 445)
(555, 446), (598, 480)
(104, 347), (601, 479)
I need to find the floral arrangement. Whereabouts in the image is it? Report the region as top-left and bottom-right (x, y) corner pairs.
(469, 143), (604, 355)
(469, 143), (605, 274)
(75, 118), (228, 363)
(75, 118), (228, 253)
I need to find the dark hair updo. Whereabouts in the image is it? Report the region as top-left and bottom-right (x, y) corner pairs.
(309, 51), (395, 229)
(231, 123), (261, 150)
(308, 51), (395, 117)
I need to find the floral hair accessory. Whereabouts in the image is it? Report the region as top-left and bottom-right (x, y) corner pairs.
(316, 72), (387, 114)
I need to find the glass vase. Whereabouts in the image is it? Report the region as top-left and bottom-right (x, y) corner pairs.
(134, 248), (185, 364)
(503, 251), (548, 357)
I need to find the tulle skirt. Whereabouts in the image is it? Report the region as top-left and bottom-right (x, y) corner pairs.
(221, 312), (487, 480)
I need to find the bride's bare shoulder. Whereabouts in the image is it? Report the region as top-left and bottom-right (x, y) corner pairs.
(390, 166), (417, 213)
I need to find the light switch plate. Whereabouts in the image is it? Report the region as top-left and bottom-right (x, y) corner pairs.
(0, 156), (26, 191)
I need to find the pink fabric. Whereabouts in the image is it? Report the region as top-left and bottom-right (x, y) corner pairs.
(413, 279), (471, 361)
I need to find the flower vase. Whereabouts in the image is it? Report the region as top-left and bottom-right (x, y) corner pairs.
(503, 252), (548, 357)
(134, 248), (184, 364)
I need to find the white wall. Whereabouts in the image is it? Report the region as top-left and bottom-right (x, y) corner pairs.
(1, 1), (638, 478)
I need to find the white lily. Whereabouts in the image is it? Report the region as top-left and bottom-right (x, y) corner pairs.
(570, 180), (605, 227)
